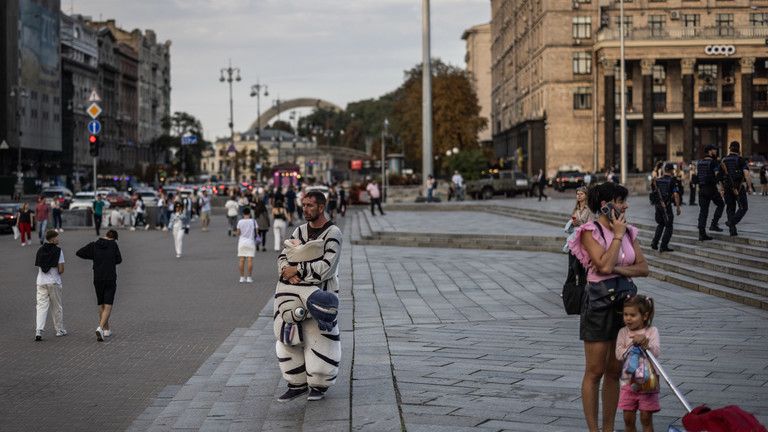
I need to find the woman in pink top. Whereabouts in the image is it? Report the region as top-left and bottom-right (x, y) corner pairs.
(568, 182), (649, 432)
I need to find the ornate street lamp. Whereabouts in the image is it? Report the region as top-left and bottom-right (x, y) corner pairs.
(250, 81), (268, 182)
(220, 60), (241, 182)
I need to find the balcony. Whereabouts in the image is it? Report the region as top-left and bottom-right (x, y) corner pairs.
(598, 25), (768, 42)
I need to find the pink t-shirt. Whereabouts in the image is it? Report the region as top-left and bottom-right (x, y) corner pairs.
(568, 221), (639, 283)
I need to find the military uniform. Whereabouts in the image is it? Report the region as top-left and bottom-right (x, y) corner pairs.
(721, 152), (749, 235)
(651, 174), (679, 251)
(696, 156), (724, 237)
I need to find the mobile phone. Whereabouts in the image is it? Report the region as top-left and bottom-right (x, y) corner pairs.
(600, 203), (618, 220)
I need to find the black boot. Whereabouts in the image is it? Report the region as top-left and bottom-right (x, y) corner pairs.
(699, 230), (713, 241)
(709, 224), (723, 232)
(277, 385), (308, 402)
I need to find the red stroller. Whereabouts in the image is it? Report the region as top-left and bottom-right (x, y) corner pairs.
(645, 351), (767, 432)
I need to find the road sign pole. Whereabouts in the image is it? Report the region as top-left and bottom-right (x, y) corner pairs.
(93, 156), (97, 194)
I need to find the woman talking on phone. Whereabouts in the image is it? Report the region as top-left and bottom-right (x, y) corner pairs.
(567, 182), (649, 432)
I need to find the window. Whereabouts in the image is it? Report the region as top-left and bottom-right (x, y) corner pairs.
(649, 15), (666, 37)
(573, 87), (592, 110)
(614, 15), (633, 36)
(615, 86), (634, 111)
(722, 63), (736, 107)
(754, 85), (768, 110)
(698, 64), (718, 108)
(573, 52), (592, 74)
(717, 14), (734, 36)
(653, 65), (667, 112)
(572, 17), (592, 39)
(683, 14), (700, 27)
(750, 13), (768, 27)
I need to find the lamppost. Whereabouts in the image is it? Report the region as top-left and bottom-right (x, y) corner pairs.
(10, 86), (28, 196)
(619, 0), (628, 184)
(220, 60), (241, 182)
(381, 118), (389, 202)
(249, 81), (268, 183)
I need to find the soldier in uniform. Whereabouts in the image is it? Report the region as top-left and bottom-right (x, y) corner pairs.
(721, 141), (753, 236)
(695, 145), (725, 241)
(650, 163), (681, 252)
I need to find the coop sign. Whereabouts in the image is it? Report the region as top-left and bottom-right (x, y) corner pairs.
(704, 45), (736, 56)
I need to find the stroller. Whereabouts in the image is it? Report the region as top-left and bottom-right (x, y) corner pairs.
(644, 350), (767, 432)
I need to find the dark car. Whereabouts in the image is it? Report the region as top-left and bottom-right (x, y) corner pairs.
(552, 170), (586, 191)
(0, 203), (20, 234)
(104, 192), (132, 208)
(41, 187), (73, 209)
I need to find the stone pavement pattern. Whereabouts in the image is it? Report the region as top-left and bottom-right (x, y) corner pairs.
(130, 209), (767, 431)
(0, 216), (277, 431)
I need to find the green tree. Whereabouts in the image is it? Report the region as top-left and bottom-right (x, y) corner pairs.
(160, 111), (208, 178)
(447, 149), (492, 181)
(391, 59), (488, 173)
(271, 120), (294, 134)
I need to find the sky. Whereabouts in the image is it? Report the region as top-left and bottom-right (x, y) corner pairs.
(63, 0), (491, 140)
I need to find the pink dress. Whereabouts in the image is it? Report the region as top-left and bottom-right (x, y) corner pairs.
(567, 221), (639, 283)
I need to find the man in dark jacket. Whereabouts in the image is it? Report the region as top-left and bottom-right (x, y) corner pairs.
(76, 229), (122, 342)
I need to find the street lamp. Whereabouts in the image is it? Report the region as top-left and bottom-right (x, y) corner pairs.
(382, 118), (389, 202)
(250, 81), (268, 182)
(619, 0), (627, 184)
(9, 86), (28, 196)
(220, 60), (241, 182)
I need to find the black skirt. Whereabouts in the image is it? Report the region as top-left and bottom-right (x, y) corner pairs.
(579, 282), (624, 342)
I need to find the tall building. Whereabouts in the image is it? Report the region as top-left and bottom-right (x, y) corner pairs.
(60, 13), (99, 188)
(491, 0), (768, 176)
(462, 23), (493, 145)
(0, 0), (62, 184)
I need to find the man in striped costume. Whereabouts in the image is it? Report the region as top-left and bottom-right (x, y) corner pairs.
(275, 190), (342, 402)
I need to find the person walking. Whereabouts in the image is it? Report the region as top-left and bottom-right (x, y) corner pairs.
(366, 180), (385, 215)
(338, 184), (347, 217)
(721, 141), (753, 236)
(452, 171), (465, 201)
(16, 202), (34, 246)
(200, 190), (211, 231)
(760, 165), (767, 196)
(285, 186), (297, 226)
(76, 229), (122, 342)
(156, 192), (167, 230)
(132, 195), (147, 231)
(425, 175), (436, 202)
(688, 162), (698, 205)
(235, 207), (257, 283)
(272, 200), (289, 251)
(168, 202), (188, 258)
(51, 199), (63, 233)
(536, 169), (548, 201)
(35, 196), (50, 244)
(696, 144), (725, 241)
(650, 163), (681, 252)
(254, 201), (270, 252)
(564, 186), (592, 290)
(34, 229), (67, 340)
(567, 182), (649, 432)
(327, 185), (338, 220)
(92, 194), (106, 237)
(225, 193), (239, 236)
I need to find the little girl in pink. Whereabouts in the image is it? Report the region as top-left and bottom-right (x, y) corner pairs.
(616, 294), (661, 432)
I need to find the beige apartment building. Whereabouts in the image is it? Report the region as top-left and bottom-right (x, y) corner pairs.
(491, 0), (768, 176)
(463, 23), (493, 145)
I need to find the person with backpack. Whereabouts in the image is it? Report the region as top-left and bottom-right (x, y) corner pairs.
(235, 207), (257, 283)
(168, 202), (189, 258)
(132, 195), (147, 231)
(649, 163), (681, 252)
(696, 145), (725, 241)
(34, 230), (67, 340)
(720, 141), (753, 236)
(76, 229), (122, 341)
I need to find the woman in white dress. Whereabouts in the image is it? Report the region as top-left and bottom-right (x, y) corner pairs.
(235, 206), (257, 283)
(168, 202), (188, 258)
(271, 200), (288, 251)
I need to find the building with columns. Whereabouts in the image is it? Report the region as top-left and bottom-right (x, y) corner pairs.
(491, 0), (768, 176)
(462, 23), (493, 145)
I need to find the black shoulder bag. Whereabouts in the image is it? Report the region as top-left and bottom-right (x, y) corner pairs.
(585, 222), (638, 311)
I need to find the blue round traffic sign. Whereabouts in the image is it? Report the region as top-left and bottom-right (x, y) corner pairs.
(88, 120), (102, 135)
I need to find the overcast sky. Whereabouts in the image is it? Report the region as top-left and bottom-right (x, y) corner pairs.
(63, 0), (490, 140)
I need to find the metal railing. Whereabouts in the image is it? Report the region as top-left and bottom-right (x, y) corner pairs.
(598, 25), (768, 41)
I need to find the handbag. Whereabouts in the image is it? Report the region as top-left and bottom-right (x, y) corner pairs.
(587, 276), (637, 311)
(562, 281), (584, 315)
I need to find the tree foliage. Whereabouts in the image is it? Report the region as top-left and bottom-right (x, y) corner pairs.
(156, 111), (209, 177)
(446, 149), (492, 181)
(271, 120), (294, 134)
(392, 60), (487, 173)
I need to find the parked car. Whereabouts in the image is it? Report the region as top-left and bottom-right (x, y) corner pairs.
(552, 170), (586, 191)
(466, 170), (530, 200)
(135, 189), (159, 206)
(0, 203), (20, 233)
(41, 187), (74, 209)
(104, 192), (131, 208)
(304, 185), (330, 201)
(69, 192), (112, 211)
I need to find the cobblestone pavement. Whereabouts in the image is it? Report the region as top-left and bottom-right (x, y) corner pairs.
(128, 209), (766, 431)
(0, 216), (279, 431)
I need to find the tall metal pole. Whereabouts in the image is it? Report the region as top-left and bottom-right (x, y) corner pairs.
(619, 0), (627, 184)
(421, 0), (433, 187)
(382, 118), (389, 202)
(221, 60), (241, 183)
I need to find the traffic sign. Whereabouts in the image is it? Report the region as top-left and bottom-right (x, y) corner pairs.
(87, 103), (102, 119)
(255, 163), (262, 171)
(0, 140), (9, 150)
(88, 120), (102, 135)
(88, 89), (102, 102)
(227, 143), (236, 154)
(181, 135), (198, 146)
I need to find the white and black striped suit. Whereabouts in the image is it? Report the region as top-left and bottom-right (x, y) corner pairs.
(275, 222), (342, 391)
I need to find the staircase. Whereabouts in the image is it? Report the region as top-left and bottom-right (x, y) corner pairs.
(361, 203), (768, 310)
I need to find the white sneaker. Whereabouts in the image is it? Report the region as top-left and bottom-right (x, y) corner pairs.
(239, 277), (246, 283)
(162, 227), (168, 232)
(55, 329), (68, 337)
(176, 254), (181, 258)
(103, 329), (111, 337)
(95, 326), (104, 342)
(130, 227), (136, 231)
(246, 276), (253, 283)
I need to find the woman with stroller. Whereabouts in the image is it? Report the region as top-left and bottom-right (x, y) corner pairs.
(567, 182), (649, 432)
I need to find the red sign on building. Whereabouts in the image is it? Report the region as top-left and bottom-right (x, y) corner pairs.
(350, 160), (363, 170)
